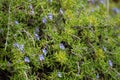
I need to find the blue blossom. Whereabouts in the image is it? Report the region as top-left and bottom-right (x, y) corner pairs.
(29, 4), (33, 10)
(39, 54), (45, 61)
(108, 60), (113, 67)
(48, 13), (53, 20)
(42, 17), (47, 24)
(42, 48), (47, 56)
(59, 43), (65, 50)
(112, 8), (120, 14)
(91, 8), (94, 12)
(103, 46), (107, 52)
(96, 73), (99, 79)
(24, 56), (30, 63)
(59, 8), (63, 14)
(48, 0), (52, 2)
(88, 0), (95, 4)
(99, 0), (105, 4)
(34, 32), (40, 41)
(13, 42), (19, 48)
(14, 20), (19, 25)
(29, 4), (34, 15)
(57, 72), (62, 78)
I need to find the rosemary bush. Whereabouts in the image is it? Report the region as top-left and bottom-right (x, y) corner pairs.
(0, 0), (120, 80)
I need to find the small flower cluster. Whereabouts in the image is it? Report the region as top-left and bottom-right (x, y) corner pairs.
(13, 42), (24, 52)
(42, 12), (53, 24)
(39, 48), (47, 61)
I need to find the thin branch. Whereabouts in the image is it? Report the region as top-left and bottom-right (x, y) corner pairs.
(106, 0), (109, 15)
(5, 0), (12, 50)
(77, 62), (80, 75)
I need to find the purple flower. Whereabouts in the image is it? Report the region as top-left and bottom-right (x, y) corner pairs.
(48, 0), (52, 2)
(42, 17), (47, 24)
(14, 20), (19, 25)
(59, 43), (65, 50)
(39, 54), (45, 61)
(112, 8), (120, 14)
(99, 0), (104, 4)
(91, 8), (94, 12)
(29, 4), (33, 10)
(103, 46), (107, 52)
(57, 72), (62, 78)
(88, 0), (95, 4)
(60, 8), (63, 14)
(48, 13), (53, 20)
(108, 60), (113, 67)
(24, 56), (30, 63)
(42, 48), (47, 56)
(34, 32), (40, 41)
(13, 42), (19, 48)
(96, 73), (99, 79)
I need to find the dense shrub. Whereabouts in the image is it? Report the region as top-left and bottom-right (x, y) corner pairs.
(0, 0), (120, 80)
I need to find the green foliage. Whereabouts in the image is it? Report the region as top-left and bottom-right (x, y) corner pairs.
(0, 0), (120, 80)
